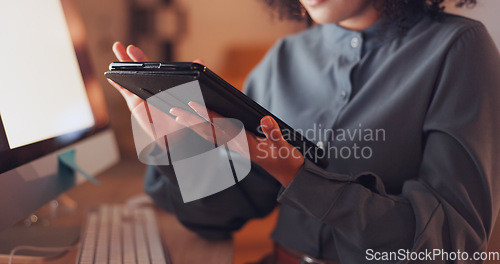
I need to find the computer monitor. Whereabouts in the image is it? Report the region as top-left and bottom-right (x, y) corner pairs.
(0, 0), (119, 233)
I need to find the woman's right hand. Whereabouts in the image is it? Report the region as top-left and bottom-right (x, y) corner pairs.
(109, 41), (149, 111)
(109, 41), (188, 150)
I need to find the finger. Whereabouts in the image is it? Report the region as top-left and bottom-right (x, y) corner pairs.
(173, 115), (215, 143)
(172, 116), (188, 128)
(112, 41), (132, 62)
(187, 101), (246, 147)
(187, 101), (224, 121)
(260, 116), (286, 145)
(193, 59), (205, 65)
(170, 108), (215, 142)
(170, 107), (206, 126)
(127, 45), (150, 62)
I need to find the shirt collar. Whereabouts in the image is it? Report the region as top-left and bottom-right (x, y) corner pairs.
(319, 11), (424, 55)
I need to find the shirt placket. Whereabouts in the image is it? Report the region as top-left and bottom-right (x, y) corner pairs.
(318, 32), (363, 151)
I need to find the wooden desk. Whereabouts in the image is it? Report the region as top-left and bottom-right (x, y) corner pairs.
(1, 160), (232, 264)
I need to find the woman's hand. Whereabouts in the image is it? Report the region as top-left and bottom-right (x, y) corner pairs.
(109, 42), (149, 110)
(254, 115), (305, 187)
(110, 42), (187, 148)
(170, 102), (304, 187)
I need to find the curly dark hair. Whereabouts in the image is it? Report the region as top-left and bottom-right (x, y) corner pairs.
(262, 0), (477, 26)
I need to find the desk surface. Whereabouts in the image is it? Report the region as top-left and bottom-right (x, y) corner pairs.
(1, 160), (232, 264)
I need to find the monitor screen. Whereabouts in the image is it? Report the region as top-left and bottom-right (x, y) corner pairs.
(0, 0), (118, 232)
(0, 0), (109, 174)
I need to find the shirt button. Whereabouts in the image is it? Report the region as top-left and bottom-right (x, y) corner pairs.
(350, 37), (360, 48)
(340, 90), (347, 98)
(316, 141), (324, 150)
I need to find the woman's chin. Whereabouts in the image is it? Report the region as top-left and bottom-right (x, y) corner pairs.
(301, 0), (327, 7)
(307, 10), (340, 25)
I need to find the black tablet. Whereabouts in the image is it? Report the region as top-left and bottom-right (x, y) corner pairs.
(105, 62), (328, 168)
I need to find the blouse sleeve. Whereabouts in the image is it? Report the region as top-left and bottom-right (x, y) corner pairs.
(277, 25), (500, 263)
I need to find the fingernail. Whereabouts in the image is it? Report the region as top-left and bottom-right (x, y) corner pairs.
(175, 116), (185, 125)
(169, 108), (176, 115)
(261, 116), (273, 130)
(193, 59), (205, 65)
(128, 45), (138, 55)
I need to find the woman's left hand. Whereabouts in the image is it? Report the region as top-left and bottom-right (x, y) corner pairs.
(170, 102), (304, 187)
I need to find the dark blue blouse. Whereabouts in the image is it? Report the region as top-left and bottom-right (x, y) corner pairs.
(145, 12), (500, 263)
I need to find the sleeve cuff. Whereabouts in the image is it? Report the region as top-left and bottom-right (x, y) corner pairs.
(277, 159), (352, 221)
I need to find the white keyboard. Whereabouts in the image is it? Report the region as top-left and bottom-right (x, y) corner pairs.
(76, 204), (170, 264)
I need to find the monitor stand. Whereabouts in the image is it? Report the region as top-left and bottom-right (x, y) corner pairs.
(0, 195), (81, 260)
